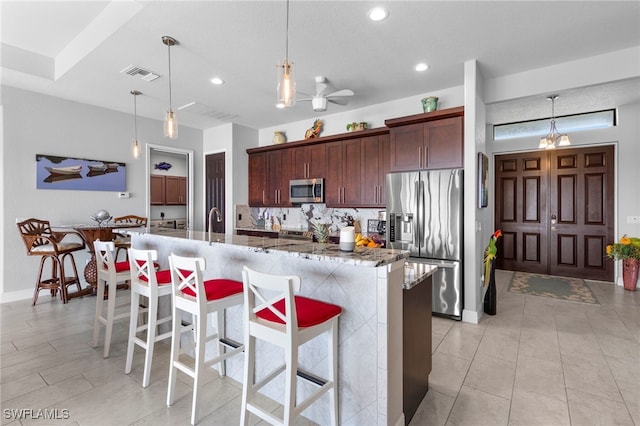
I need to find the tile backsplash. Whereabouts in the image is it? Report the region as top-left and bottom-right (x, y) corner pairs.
(235, 204), (385, 235)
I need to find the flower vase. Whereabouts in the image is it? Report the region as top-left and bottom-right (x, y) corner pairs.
(483, 260), (497, 315)
(622, 258), (639, 291)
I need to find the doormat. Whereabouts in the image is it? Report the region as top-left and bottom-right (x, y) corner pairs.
(508, 272), (599, 305)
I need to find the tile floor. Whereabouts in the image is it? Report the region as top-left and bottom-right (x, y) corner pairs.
(1, 270), (638, 425)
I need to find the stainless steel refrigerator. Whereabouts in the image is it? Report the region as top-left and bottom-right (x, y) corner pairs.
(386, 169), (463, 319)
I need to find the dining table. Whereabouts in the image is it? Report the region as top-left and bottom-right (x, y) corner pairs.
(58, 223), (136, 291)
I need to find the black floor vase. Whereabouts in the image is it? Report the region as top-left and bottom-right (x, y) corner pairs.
(484, 260), (497, 315)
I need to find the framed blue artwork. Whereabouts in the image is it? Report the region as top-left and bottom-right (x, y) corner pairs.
(36, 154), (126, 191)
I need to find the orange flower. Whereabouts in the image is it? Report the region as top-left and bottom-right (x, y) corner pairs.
(606, 245), (612, 255)
(620, 236), (631, 245)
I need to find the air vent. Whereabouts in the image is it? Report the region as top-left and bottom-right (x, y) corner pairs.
(178, 101), (239, 122)
(120, 65), (160, 82)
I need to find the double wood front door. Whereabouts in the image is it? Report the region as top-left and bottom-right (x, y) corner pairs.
(495, 145), (614, 281)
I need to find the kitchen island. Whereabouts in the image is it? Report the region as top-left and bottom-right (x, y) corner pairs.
(130, 229), (428, 426)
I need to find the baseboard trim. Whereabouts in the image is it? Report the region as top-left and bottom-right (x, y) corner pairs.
(0, 288), (33, 304)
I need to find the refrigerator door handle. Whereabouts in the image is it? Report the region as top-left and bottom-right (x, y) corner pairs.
(417, 178), (424, 249)
(414, 180), (421, 246)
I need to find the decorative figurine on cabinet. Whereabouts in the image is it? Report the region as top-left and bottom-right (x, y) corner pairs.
(304, 119), (323, 139)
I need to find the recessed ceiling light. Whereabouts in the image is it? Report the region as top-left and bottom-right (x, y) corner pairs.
(415, 63), (429, 72)
(210, 77), (224, 85)
(368, 7), (389, 21)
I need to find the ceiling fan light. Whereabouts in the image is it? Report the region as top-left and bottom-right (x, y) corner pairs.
(312, 97), (327, 111)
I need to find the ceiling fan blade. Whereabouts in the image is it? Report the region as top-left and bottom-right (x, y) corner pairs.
(328, 97), (350, 106)
(326, 89), (354, 98)
(297, 97), (313, 102)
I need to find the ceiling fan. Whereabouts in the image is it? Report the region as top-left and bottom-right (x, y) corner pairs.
(298, 76), (354, 111)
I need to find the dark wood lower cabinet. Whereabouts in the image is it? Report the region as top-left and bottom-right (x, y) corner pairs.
(403, 277), (432, 425)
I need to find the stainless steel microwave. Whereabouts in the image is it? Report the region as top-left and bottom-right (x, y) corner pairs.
(289, 178), (324, 204)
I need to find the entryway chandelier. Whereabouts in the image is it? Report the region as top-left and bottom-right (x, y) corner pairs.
(162, 36), (178, 139)
(276, 0), (295, 108)
(131, 90), (141, 159)
(538, 95), (570, 149)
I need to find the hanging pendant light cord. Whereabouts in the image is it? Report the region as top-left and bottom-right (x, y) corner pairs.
(285, 0), (290, 61)
(133, 93), (138, 139)
(167, 43), (173, 111)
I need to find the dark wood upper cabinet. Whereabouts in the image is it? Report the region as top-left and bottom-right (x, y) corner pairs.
(150, 175), (165, 205)
(246, 110), (464, 208)
(387, 107), (464, 171)
(361, 134), (390, 206)
(291, 144), (326, 179)
(151, 174), (187, 206)
(165, 176), (187, 205)
(325, 138), (362, 207)
(247, 127), (391, 208)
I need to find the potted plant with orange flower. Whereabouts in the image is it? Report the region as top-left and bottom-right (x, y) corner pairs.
(606, 235), (640, 291)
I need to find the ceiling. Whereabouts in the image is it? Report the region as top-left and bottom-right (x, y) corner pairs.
(2, 1), (639, 131)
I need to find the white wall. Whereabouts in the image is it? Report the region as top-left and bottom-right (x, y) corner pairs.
(258, 87), (465, 146)
(1, 86), (203, 301)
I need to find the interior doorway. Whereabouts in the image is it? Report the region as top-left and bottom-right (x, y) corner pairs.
(206, 152), (225, 233)
(494, 145), (615, 282)
(146, 144), (194, 230)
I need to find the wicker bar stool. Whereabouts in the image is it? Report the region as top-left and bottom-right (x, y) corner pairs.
(16, 218), (85, 305)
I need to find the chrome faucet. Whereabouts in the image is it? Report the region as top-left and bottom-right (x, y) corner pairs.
(208, 207), (222, 243)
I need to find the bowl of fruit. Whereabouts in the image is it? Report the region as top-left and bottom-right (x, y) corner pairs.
(355, 233), (384, 248)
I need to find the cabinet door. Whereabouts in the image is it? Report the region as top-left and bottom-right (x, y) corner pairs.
(362, 134), (390, 206)
(164, 176), (181, 205)
(361, 135), (386, 206)
(291, 144), (326, 179)
(291, 147), (309, 179)
(248, 153), (267, 206)
(326, 139), (361, 207)
(390, 122), (424, 172)
(178, 176), (187, 205)
(266, 149), (291, 206)
(424, 116), (463, 169)
(150, 175), (165, 205)
(377, 134), (390, 205)
(324, 141), (343, 206)
(341, 139), (362, 205)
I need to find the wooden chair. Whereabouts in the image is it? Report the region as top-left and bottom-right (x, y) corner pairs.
(240, 266), (342, 426)
(16, 218), (85, 305)
(113, 215), (147, 261)
(166, 253), (244, 425)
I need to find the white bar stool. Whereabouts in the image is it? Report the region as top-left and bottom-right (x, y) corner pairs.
(124, 248), (173, 388)
(240, 266), (342, 426)
(92, 240), (131, 358)
(166, 253), (245, 425)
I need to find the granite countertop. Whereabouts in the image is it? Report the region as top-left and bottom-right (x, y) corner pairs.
(130, 229), (409, 268)
(403, 262), (438, 290)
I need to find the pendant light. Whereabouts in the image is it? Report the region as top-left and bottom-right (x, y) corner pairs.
(538, 95), (570, 149)
(131, 90), (142, 159)
(276, 0), (295, 108)
(162, 36), (178, 139)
